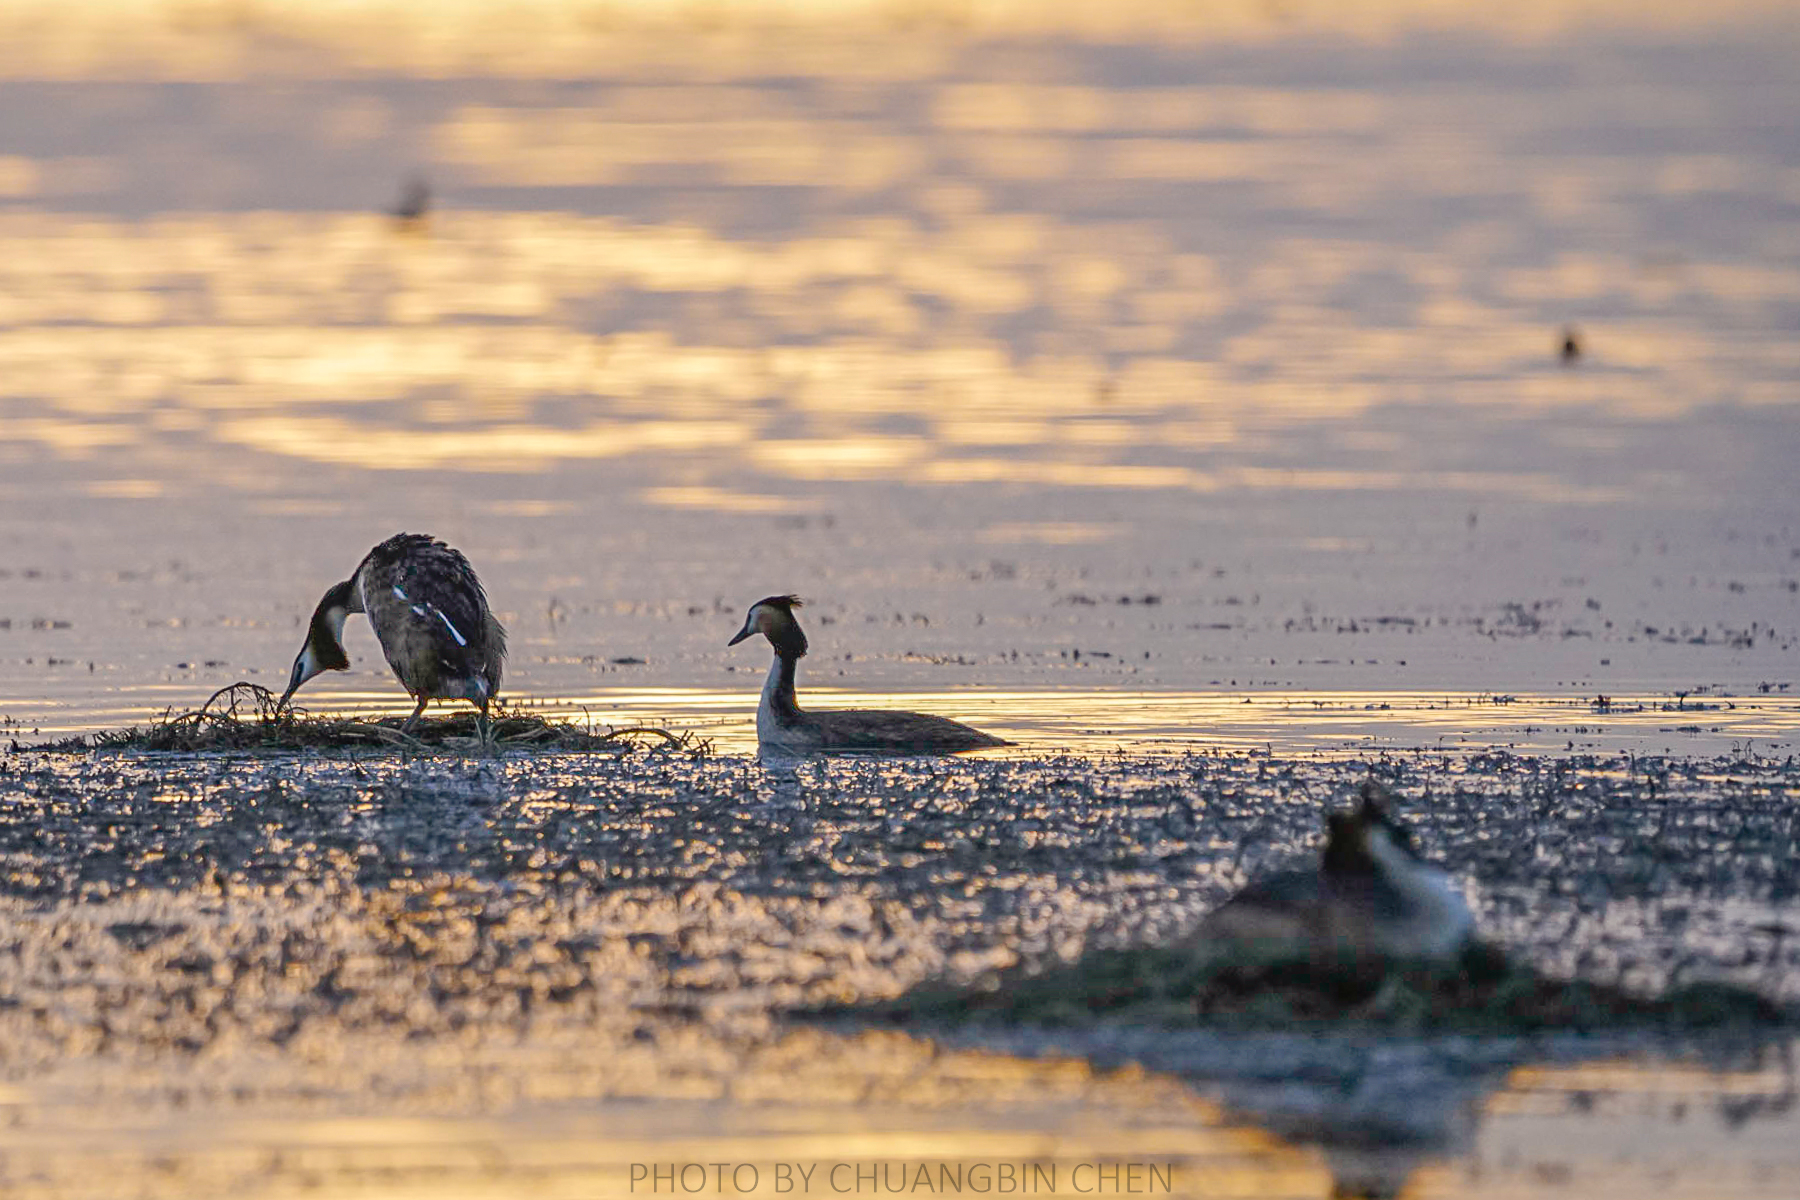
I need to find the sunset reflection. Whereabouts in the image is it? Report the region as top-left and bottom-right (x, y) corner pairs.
(0, 119), (1791, 510)
(1, 1), (1795, 507)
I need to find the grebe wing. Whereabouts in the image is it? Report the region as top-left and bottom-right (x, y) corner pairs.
(812, 708), (1008, 753)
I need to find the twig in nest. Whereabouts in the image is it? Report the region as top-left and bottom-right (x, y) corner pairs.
(598, 726), (685, 745)
(196, 682), (280, 723)
(337, 722), (423, 747)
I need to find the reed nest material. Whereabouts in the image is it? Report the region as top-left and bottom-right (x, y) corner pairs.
(25, 682), (709, 756)
(834, 943), (1792, 1034)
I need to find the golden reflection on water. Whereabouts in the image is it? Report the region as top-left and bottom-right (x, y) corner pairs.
(7, 1021), (1796, 1199)
(1399, 1053), (1800, 1199)
(0, 201), (1778, 490)
(16, 686), (1799, 756)
(1, 1036), (1336, 1199)
(438, 110), (926, 191)
(516, 688), (1800, 756)
(1492, 1059), (1796, 1108)
(2, 12), (1795, 505)
(219, 414), (753, 472)
(0, 2), (1786, 83)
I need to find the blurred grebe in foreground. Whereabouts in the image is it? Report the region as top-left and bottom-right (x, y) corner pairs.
(280, 533), (506, 737)
(1200, 783), (1475, 963)
(728, 595), (1008, 754)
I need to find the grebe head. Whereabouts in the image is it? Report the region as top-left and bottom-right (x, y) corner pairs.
(728, 595), (808, 658)
(1312, 782), (1477, 961)
(1321, 783), (1420, 876)
(279, 579), (355, 709)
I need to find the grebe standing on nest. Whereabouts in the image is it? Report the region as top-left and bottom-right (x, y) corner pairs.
(728, 595), (1008, 755)
(1201, 783), (1475, 963)
(280, 533), (506, 738)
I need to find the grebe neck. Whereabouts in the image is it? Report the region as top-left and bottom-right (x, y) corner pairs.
(762, 651), (803, 722)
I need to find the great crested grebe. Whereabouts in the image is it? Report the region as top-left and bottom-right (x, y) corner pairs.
(279, 533), (506, 736)
(727, 595), (1008, 755)
(1200, 783), (1475, 964)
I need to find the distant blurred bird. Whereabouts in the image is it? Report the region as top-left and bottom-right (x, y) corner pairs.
(1199, 783), (1476, 964)
(728, 594), (1008, 754)
(391, 175), (431, 225)
(1560, 326), (1582, 365)
(280, 533), (505, 737)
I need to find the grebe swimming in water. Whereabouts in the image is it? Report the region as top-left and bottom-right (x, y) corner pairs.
(728, 594), (1008, 755)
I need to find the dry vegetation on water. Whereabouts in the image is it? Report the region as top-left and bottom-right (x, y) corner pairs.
(21, 682), (708, 756)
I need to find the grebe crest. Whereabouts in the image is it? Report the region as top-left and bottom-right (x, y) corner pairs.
(727, 594), (1006, 756)
(727, 594), (807, 658)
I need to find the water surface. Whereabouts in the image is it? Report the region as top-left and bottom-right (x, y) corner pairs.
(1, 3), (1798, 1196)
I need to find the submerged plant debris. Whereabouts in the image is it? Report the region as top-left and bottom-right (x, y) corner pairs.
(21, 682), (708, 756)
(837, 942), (1794, 1035)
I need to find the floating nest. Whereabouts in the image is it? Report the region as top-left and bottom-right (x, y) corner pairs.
(26, 682), (709, 756)
(833, 942), (1791, 1035)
